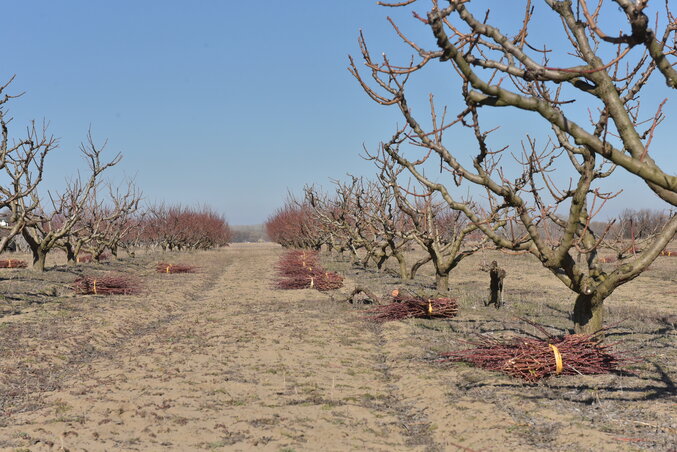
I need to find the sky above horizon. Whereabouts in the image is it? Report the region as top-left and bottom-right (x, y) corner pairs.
(2, 1), (675, 225)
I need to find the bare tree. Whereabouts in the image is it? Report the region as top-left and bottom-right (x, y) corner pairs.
(15, 132), (121, 271)
(67, 180), (142, 263)
(351, 0), (677, 333)
(0, 77), (56, 252)
(375, 153), (492, 291)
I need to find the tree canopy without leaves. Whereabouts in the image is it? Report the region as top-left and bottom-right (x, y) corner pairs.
(351, 0), (676, 333)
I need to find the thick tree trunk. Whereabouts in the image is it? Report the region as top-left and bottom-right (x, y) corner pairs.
(394, 253), (411, 279)
(435, 272), (449, 293)
(32, 248), (47, 272)
(573, 293), (604, 334)
(64, 243), (76, 266)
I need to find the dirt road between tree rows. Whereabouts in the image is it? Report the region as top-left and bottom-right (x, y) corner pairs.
(0, 244), (661, 451)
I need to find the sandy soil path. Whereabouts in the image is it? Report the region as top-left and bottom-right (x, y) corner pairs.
(0, 244), (439, 451)
(2, 244), (646, 451)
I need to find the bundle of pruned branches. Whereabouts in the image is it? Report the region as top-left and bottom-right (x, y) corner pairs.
(659, 249), (677, 257)
(156, 262), (197, 274)
(275, 268), (344, 291)
(76, 254), (93, 263)
(364, 296), (459, 323)
(276, 250), (319, 275)
(597, 256), (617, 264)
(275, 250), (343, 291)
(72, 274), (142, 295)
(0, 259), (28, 269)
(438, 329), (625, 382)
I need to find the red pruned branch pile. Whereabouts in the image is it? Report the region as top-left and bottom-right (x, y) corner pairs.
(659, 249), (677, 257)
(439, 332), (625, 382)
(72, 275), (142, 295)
(276, 250), (319, 272)
(364, 296), (459, 322)
(156, 262), (198, 274)
(0, 259), (28, 268)
(275, 250), (344, 291)
(597, 256), (617, 264)
(76, 254), (93, 263)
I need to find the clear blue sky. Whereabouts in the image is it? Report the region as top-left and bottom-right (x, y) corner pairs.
(3, 1), (675, 224)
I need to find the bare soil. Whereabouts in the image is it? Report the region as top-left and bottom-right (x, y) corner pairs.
(0, 243), (674, 451)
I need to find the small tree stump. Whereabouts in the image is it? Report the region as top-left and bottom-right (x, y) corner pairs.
(481, 260), (506, 309)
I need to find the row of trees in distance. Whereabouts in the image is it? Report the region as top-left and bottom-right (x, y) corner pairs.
(1, 77), (231, 271)
(268, 0), (676, 335)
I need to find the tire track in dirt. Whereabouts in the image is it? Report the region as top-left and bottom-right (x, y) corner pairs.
(0, 244), (441, 451)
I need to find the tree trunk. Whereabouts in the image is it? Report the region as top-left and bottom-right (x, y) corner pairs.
(573, 293), (604, 334)
(375, 253), (388, 270)
(486, 261), (506, 309)
(64, 242), (76, 266)
(32, 247), (47, 272)
(435, 272), (449, 293)
(394, 253), (411, 279)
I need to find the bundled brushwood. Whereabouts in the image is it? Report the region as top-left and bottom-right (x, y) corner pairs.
(597, 256), (617, 264)
(276, 269), (344, 291)
(659, 249), (677, 257)
(72, 274), (142, 295)
(274, 249), (343, 291)
(364, 296), (459, 322)
(314, 271), (344, 291)
(156, 262), (197, 274)
(276, 250), (319, 276)
(0, 259), (28, 269)
(439, 332), (625, 382)
(76, 254), (93, 263)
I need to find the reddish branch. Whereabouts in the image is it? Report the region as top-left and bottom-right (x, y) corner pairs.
(72, 274), (142, 295)
(156, 262), (198, 274)
(274, 250), (344, 291)
(439, 332), (626, 382)
(364, 295), (459, 322)
(597, 256), (617, 264)
(76, 254), (93, 263)
(0, 259), (28, 268)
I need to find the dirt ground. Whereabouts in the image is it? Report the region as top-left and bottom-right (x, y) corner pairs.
(0, 243), (675, 451)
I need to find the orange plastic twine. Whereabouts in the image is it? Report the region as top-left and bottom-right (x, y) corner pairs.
(7, 259), (11, 268)
(549, 344), (563, 375)
(428, 299), (433, 315)
(166, 265), (171, 273)
(92, 279), (97, 295)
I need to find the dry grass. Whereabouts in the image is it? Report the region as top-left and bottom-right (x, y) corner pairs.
(0, 244), (674, 450)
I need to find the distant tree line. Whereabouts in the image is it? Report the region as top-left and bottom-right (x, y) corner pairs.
(1, 77), (231, 271)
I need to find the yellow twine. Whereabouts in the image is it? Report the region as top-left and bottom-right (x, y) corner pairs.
(549, 344), (563, 375)
(93, 279), (97, 295)
(428, 299), (433, 315)
(166, 265), (171, 273)
(310, 277), (314, 288)
(7, 259), (11, 269)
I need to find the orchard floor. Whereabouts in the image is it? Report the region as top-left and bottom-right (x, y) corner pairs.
(0, 243), (675, 451)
